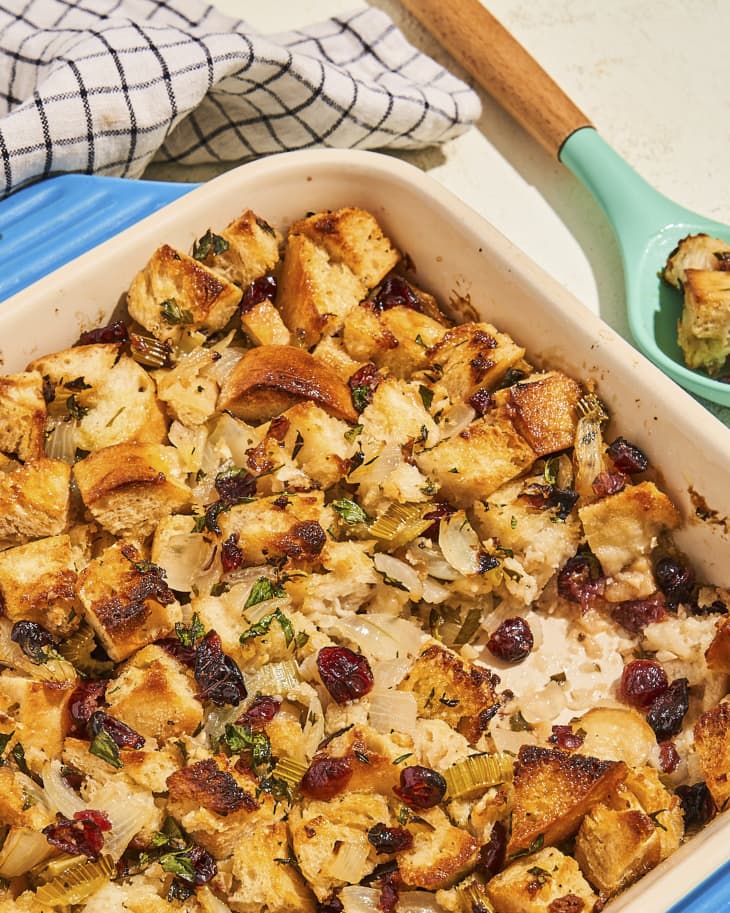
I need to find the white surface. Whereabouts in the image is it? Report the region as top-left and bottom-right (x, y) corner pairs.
(145, 0), (730, 368)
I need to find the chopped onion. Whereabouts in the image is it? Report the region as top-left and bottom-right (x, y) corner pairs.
(412, 540), (461, 581)
(368, 688), (417, 736)
(437, 402), (476, 440)
(349, 439), (402, 486)
(340, 886), (380, 913)
(421, 576), (451, 604)
(326, 839), (370, 882)
(210, 413), (258, 466)
(205, 698), (251, 747)
(374, 553), (423, 599)
(245, 660), (300, 695)
(438, 511), (484, 576)
(168, 420), (208, 474)
(398, 891), (449, 913)
(301, 691), (325, 759)
(573, 393), (608, 499)
(88, 780), (156, 861)
(0, 827), (53, 877)
(373, 658), (412, 690)
(154, 527), (214, 592)
(328, 614), (426, 662)
(204, 346), (245, 384)
(45, 419), (78, 463)
(42, 760), (85, 818)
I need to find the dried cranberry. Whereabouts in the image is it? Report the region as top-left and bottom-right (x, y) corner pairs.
(195, 631), (247, 706)
(610, 593), (667, 634)
(221, 533), (243, 572)
(300, 756), (353, 800)
(468, 387), (494, 416)
(89, 711), (145, 750)
(675, 782), (717, 830)
(487, 617), (533, 663)
(658, 741), (680, 774)
(367, 823), (414, 854)
(268, 416), (290, 442)
(619, 660), (669, 710)
(606, 437), (649, 474)
(186, 845), (218, 885)
(215, 468), (256, 506)
(549, 725), (584, 751)
(372, 276), (421, 313)
(393, 765), (446, 809)
(378, 875), (399, 913)
(69, 680), (109, 735)
(241, 275), (277, 313)
(318, 895), (344, 913)
(646, 677), (689, 741)
(476, 821), (507, 881)
(349, 364), (382, 412)
(591, 470), (627, 498)
(317, 646), (374, 704)
(654, 556), (695, 608)
(11, 620), (56, 663)
(237, 695), (281, 729)
(520, 483), (579, 520)
(43, 809), (111, 858)
(156, 637), (197, 669)
(77, 320), (129, 346)
(557, 553), (606, 610)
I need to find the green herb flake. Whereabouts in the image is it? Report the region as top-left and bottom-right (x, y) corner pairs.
(292, 431), (305, 460)
(543, 457), (559, 486)
(0, 731), (14, 761)
(66, 394), (89, 420)
(175, 613), (205, 648)
(392, 753), (413, 766)
(331, 498), (369, 526)
(354, 750), (370, 764)
(159, 851), (195, 881)
(344, 424), (363, 443)
(510, 515), (518, 529)
(89, 730), (123, 769)
(244, 577), (287, 609)
(294, 631), (310, 649)
(509, 710), (534, 732)
(414, 333), (427, 348)
(223, 724), (272, 767)
(240, 607), (294, 646)
(351, 385), (371, 413)
(192, 228), (229, 261)
(160, 298), (194, 326)
(454, 607), (482, 645)
(550, 671), (567, 684)
(419, 385), (434, 411)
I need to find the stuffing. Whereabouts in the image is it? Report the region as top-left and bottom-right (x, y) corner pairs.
(197, 209), (282, 289)
(0, 370), (46, 461)
(358, 376), (438, 452)
(486, 846), (599, 913)
(663, 232), (730, 288)
(0, 457), (70, 545)
(676, 268), (730, 375)
(398, 804), (480, 890)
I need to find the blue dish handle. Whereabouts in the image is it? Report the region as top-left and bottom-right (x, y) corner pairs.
(0, 174), (197, 302)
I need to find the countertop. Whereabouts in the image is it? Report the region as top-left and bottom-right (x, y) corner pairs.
(145, 0), (730, 423)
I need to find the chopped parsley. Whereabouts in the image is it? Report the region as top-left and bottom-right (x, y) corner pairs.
(160, 298), (193, 326)
(192, 229), (229, 261)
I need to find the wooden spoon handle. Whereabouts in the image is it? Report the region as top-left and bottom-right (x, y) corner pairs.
(401, 0), (593, 158)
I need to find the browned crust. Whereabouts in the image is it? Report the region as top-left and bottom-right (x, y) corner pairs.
(706, 616), (730, 672)
(217, 345), (358, 423)
(508, 372), (583, 457)
(156, 244), (229, 319)
(167, 758), (258, 816)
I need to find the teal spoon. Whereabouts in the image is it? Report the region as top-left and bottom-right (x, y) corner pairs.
(402, 0), (730, 408)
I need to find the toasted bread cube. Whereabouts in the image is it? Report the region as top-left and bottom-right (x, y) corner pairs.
(277, 233), (366, 348)
(0, 371), (46, 461)
(217, 344), (358, 424)
(0, 673), (73, 769)
(429, 322), (525, 404)
(399, 644), (498, 744)
(578, 482), (680, 593)
(127, 244), (242, 343)
(416, 411), (536, 508)
(106, 645), (202, 741)
(507, 372), (583, 456)
(0, 765), (56, 830)
(706, 615), (730, 672)
(0, 458), (70, 545)
(693, 700), (730, 808)
(229, 819), (315, 913)
(311, 335), (363, 383)
(219, 492), (329, 567)
(289, 791), (390, 900)
(398, 805), (479, 891)
(73, 442), (190, 540)
(200, 210), (282, 289)
(78, 541), (182, 662)
(0, 534), (80, 636)
(290, 208), (399, 289)
(241, 298), (292, 347)
(358, 377), (438, 452)
(487, 846), (598, 913)
(678, 268), (730, 375)
(281, 401), (355, 488)
(28, 342), (119, 388)
(507, 746), (626, 854)
(623, 766), (683, 859)
(155, 346), (221, 427)
(663, 233), (730, 288)
(314, 725), (403, 794)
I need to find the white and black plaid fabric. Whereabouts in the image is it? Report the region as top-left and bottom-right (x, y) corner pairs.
(0, 0), (481, 197)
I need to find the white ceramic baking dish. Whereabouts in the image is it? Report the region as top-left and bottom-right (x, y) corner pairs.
(1, 149), (728, 912)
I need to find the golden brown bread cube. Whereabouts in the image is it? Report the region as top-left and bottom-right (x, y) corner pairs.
(0, 457), (70, 545)
(281, 401), (355, 489)
(28, 341), (119, 387)
(290, 207), (399, 289)
(706, 615), (730, 672)
(241, 298), (292, 347)
(398, 805), (480, 891)
(106, 644), (203, 741)
(507, 372), (583, 457)
(313, 725), (402, 794)
(197, 210), (282, 289)
(126, 243), (242, 343)
(663, 233), (730, 289)
(578, 481), (680, 597)
(217, 344), (358, 424)
(415, 410), (536, 508)
(693, 700), (730, 808)
(0, 673), (73, 769)
(399, 643), (499, 744)
(623, 766), (683, 859)
(0, 371), (46, 461)
(486, 846), (599, 913)
(0, 534), (81, 637)
(73, 442), (190, 540)
(219, 491), (329, 568)
(78, 541), (182, 662)
(276, 233), (366, 348)
(311, 335), (362, 382)
(0, 765), (55, 829)
(677, 268), (730, 375)
(429, 322), (525, 404)
(507, 745), (627, 854)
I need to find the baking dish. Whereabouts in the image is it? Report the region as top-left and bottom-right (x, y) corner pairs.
(0, 149), (728, 912)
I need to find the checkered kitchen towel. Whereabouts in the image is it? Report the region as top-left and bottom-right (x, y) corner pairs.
(0, 0), (481, 197)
